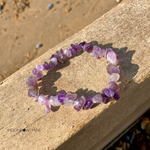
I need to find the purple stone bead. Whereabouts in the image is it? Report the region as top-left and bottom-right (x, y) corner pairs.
(49, 95), (61, 106)
(69, 48), (75, 56)
(99, 49), (105, 58)
(108, 73), (120, 82)
(94, 46), (101, 59)
(56, 50), (64, 63)
(84, 95), (94, 110)
(106, 64), (120, 74)
(26, 76), (37, 87)
(34, 95), (39, 102)
(63, 49), (72, 57)
(102, 88), (120, 100)
(75, 43), (82, 52)
(113, 92), (120, 100)
(83, 43), (93, 53)
(45, 99), (51, 114)
(74, 96), (86, 111)
(71, 44), (77, 51)
(36, 64), (45, 71)
(89, 48), (95, 56)
(102, 88), (115, 98)
(38, 94), (48, 105)
(106, 49), (119, 65)
(58, 92), (66, 104)
(104, 48), (113, 58)
(43, 61), (50, 70)
(49, 61), (55, 71)
(60, 49), (66, 59)
(50, 54), (58, 65)
(64, 92), (77, 107)
(32, 68), (43, 79)
(108, 81), (120, 94)
(101, 93), (111, 104)
(79, 41), (86, 48)
(28, 86), (38, 97)
(50, 54), (57, 59)
(92, 94), (103, 103)
(45, 102), (51, 114)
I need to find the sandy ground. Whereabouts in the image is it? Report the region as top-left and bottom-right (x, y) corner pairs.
(0, 0), (120, 81)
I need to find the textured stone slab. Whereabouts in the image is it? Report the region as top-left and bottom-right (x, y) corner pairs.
(0, 0), (150, 149)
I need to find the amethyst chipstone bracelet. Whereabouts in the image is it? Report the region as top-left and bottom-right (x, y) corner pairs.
(26, 41), (120, 114)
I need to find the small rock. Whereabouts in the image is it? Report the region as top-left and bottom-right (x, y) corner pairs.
(122, 142), (127, 150)
(47, 4), (53, 10)
(65, 7), (72, 13)
(130, 131), (136, 144)
(145, 122), (150, 135)
(75, 3), (80, 6)
(0, 5), (2, 10)
(0, 2), (4, 10)
(126, 143), (130, 148)
(63, 3), (67, 7)
(116, 0), (121, 2)
(58, 24), (62, 28)
(36, 43), (43, 49)
(141, 117), (150, 129)
(140, 143), (147, 150)
(117, 140), (123, 147)
(125, 135), (130, 142)
(0, 2), (4, 6)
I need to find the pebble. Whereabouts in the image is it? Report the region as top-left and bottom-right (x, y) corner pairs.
(140, 143), (147, 150)
(0, 5), (2, 10)
(145, 122), (150, 135)
(141, 117), (150, 129)
(116, 0), (121, 2)
(65, 7), (72, 13)
(122, 142), (127, 150)
(58, 24), (62, 28)
(109, 111), (150, 149)
(36, 43), (43, 49)
(63, 3), (67, 7)
(126, 143), (130, 148)
(130, 131), (136, 144)
(0, 2), (4, 10)
(47, 4), (53, 10)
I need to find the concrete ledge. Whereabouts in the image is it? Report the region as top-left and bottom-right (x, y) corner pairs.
(1, 0), (150, 149)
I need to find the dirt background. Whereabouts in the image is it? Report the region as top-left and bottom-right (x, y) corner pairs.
(0, 0), (120, 81)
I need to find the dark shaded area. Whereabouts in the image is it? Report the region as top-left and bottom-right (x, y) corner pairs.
(105, 108), (150, 150)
